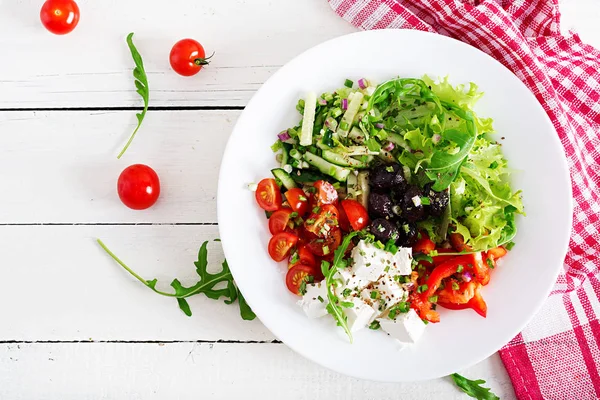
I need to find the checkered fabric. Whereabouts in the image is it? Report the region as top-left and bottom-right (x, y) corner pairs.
(327, 1), (600, 398)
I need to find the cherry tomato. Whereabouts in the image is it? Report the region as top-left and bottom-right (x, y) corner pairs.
(340, 199), (370, 231)
(304, 204), (339, 237)
(117, 164), (160, 210)
(286, 264), (318, 295)
(169, 39), (213, 77)
(413, 232), (436, 254)
(313, 180), (338, 205)
(269, 208), (294, 235)
(306, 228), (342, 257)
(268, 232), (298, 262)
(337, 202), (351, 232)
(255, 179), (282, 211)
(289, 245), (317, 269)
(285, 188), (309, 216)
(40, 0), (80, 35)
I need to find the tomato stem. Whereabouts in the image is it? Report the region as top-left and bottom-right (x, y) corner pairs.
(194, 52), (215, 66)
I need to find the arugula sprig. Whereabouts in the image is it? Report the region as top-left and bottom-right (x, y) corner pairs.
(117, 32), (150, 159)
(451, 373), (500, 400)
(96, 239), (256, 320)
(322, 231), (359, 342)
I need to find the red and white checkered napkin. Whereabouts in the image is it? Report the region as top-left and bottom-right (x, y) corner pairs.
(327, 0), (600, 398)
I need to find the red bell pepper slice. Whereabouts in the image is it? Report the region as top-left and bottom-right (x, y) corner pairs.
(413, 232), (436, 255)
(438, 283), (487, 318)
(422, 254), (480, 299)
(409, 292), (440, 323)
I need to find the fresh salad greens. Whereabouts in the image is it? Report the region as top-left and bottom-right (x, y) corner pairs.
(117, 32), (150, 159)
(96, 238), (256, 320)
(451, 373), (500, 400)
(271, 76), (522, 252)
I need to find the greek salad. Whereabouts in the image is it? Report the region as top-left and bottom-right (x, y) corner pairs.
(252, 76), (523, 344)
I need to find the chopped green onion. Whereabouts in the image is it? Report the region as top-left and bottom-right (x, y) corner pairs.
(452, 282), (460, 291)
(456, 265), (464, 273)
(370, 290), (378, 299)
(420, 196), (431, 205)
(417, 284), (428, 293)
(505, 241), (516, 251)
(428, 295), (438, 303)
(344, 79), (353, 88)
(369, 320), (381, 330)
(322, 246), (330, 255)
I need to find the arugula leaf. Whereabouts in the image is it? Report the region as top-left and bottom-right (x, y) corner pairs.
(96, 239), (255, 320)
(325, 231), (359, 342)
(117, 32), (150, 159)
(451, 373), (500, 400)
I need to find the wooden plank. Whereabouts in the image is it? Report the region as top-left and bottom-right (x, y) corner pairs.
(0, 110), (237, 223)
(0, 342), (516, 399)
(0, 0), (355, 108)
(0, 225), (272, 341)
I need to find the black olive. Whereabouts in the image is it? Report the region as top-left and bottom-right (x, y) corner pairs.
(396, 221), (418, 247)
(402, 185), (426, 222)
(369, 192), (394, 218)
(368, 218), (399, 243)
(424, 184), (449, 217)
(369, 164), (406, 191)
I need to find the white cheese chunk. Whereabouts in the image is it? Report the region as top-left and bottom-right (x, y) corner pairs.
(377, 309), (426, 344)
(373, 274), (406, 310)
(334, 268), (370, 296)
(350, 241), (413, 283)
(350, 241), (391, 282)
(297, 281), (328, 319)
(344, 297), (376, 332)
(360, 289), (382, 323)
(392, 247), (413, 276)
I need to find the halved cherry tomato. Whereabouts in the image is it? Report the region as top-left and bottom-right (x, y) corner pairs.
(289, 245), (317, 269)
(409, 292), (440, 323)
(306, 228), (341, 257)
(341, 199), (370, 231)
(413, 232), (436, 254)
(256, 179), (282, 211)
(313, 180), (338, 205)
(422, 254), (479, 299)
(285, 188), (309, 216)
(269, 208), (294, 235)
(449, 232), (472, 252)
(304, 204), (339, 237)
(268, 232), (298, 262)
(437, 280), (477, 305)
(337, 202), (351, 232)
(438, 283), (487, 318)
(286, 264), (318, 295)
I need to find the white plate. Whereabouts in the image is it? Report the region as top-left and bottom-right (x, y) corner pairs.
(218, 30), (572, 382)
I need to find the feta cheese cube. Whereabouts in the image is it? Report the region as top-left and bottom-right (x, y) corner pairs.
(350, 240), (392, 282)
(359, 288), (382, 323)
(351, 241), (413, 283)
(334, 268), (370, 296)
(373, 274), (406, 310)
(377, 309), (426, 344)
(297, 281), (328, 319)
(344, 297), (376, 332)
(392, 247), (413, 276)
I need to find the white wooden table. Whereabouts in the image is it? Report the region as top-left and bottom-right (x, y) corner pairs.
(0, 0), (597, 398)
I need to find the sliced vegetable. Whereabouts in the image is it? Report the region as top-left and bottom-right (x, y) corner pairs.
(341, 200), (370, 231)
(286, 264), (317, 295)
(313, 180), (339, 205)
(269, 208), (294, 235)
(300, 92), (317, 146)
(271, 168), (297, 189)
(337, 92), (364, 137)
(303, 152), (351, 182)
(268, 232), (299, 262)
(285, 188), (309, 217)
(255, 178), (282, 211)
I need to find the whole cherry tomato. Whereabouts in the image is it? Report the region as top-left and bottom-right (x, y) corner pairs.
(40, 0), (80, 35)
(169, 39), (213, 76)
(117, 164), (161, 210)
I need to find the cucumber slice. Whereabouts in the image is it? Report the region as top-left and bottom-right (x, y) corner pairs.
(299, 92), (317, 146)
(349, 126), (366, 144)
(322, 149), (368, 169)
(271, 168), (297, 190)
(357, 171), (370, 209)
(347, 173), (358, 199)
(337, 92), (364, 137)
(303, 152), (351, 182)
